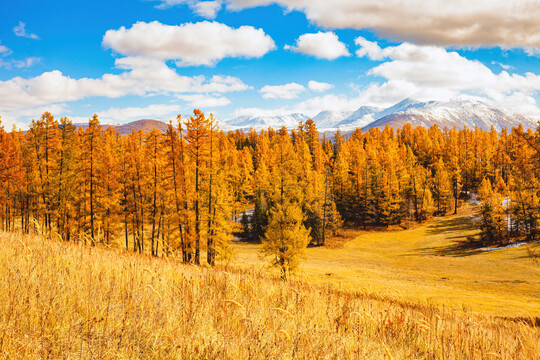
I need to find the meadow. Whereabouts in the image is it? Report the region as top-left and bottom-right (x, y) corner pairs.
(233, 203), (540, 318)
(0, 208), (539, 359)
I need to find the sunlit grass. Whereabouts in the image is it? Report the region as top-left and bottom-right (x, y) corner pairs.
(1, 229), (539, 359)
(233, 203), (540, 318)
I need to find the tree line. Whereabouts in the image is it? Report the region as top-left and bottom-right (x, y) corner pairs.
(0, 111), (538, 277)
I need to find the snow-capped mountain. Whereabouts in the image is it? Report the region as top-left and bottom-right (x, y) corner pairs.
(226, 113), (310, 130)
(335, 106), (382, 129)
(312, 110), (353, 129)
(222, 98), (538, 132)
(363, 99), (539, 132)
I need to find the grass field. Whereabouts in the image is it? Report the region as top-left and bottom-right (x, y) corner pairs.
(0, 229), (539, 359)
(233, 204), (540, 318)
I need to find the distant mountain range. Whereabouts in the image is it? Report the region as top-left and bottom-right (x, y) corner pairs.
(77, 98), (539, 134)
(224, 98), (539, 132)
(225, 113), (310, 130)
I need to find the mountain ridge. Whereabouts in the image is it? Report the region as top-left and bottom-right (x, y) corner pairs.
(65, 98), (539, 134)
(223, 98), (539, 132)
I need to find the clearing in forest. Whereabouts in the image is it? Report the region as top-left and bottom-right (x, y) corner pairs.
(233, 204), (540, 318)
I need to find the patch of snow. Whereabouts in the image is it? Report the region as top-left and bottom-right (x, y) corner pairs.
(479, 242), (527, 252)
(467, 193), (480, 205)
(313, 110), (352, 130)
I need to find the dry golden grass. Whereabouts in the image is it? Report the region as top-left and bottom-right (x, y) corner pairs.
(1, 230), (539, 359)
(233, 204), (540, 318)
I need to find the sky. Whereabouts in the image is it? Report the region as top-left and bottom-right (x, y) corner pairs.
(1, 0), (540, 129)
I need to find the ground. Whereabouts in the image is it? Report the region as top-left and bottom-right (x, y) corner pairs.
(1, 205), (539, 358)
(232, 203), (540, 318)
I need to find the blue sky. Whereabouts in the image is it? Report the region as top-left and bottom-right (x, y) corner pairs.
(1, 0), (540, 129)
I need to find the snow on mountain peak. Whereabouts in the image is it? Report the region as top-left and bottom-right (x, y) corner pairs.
(222, 98), (539, 132)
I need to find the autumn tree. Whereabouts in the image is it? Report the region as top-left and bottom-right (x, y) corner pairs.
(262, 131), (310, 280)
(0, 118), (23, 231)
(185, 109), (211, 265)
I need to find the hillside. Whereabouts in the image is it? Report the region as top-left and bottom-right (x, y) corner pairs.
(1, 230), (538, 359)
(74, 119), (170, 135)
(233, 204), (540, 318)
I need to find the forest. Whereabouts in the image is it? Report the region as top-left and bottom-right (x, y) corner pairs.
(0, 110), (539, 278)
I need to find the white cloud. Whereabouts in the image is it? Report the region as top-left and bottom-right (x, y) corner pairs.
(233, 106), (292, 118)
(491, 61), (511, 70)
(0, 57), (248, 111)
(177, 93), (231, 107)
(284, 31), (349, 60)
(14, 57), (41, 68)
(0, 103), (68, 131)
(234, 94), (366, 119)
(103, 21), (275, 66)
(0, 57), (41, 70)
(308, 80), (333, 92)
(260, 82), (306, 99)
(98, 104), (181, 122)
(153, 0), (222, 18)
(355, 37), (385, 61)
(227, 0), (540, 51)
(0, 43), (10, 55)
(13, 22), (39, 40)
(352, 39), (540, 116)
(237, 40), (540, 120)
(192, 1), (222, 18)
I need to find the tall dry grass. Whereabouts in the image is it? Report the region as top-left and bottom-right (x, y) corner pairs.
(0, 231), (538, 359)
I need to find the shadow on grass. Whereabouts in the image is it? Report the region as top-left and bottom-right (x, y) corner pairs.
(408, 215), (483, 257)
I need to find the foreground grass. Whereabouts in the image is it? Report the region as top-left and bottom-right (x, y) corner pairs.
(1, 231), (539, 359)
(234, 204), (540, 317)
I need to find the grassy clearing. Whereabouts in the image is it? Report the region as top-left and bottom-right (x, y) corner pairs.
(0, 230), (539, 359)
(233, 204), (540, 318)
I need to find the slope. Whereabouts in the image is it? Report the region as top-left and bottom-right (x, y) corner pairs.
(233, 203), (540, 317)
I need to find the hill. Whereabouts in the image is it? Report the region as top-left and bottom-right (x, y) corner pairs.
(74, 119), (170, 135)
(233, 204), (540, 318)
(1, 229), (538, 359)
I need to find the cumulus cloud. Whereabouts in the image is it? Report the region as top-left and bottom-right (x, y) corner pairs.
(0, 103), (68, 131)
(98, 104), (181, 122)
(13, 22), (39, 40)
(103, 21), (275, 66)
(191, 1), (222, 18)
(260, 82), (306, 99)
(352, 39), (540, 116)
(239, 40), (540, 120)
(177, 93), (231, 107)
(0, 57), (248, 111)
(235, 93), (367, 119)
(284, 32), (349, 60)
(355, 37), (385, 61)
(308, 80), (333, 92)
(227, 0), (540, 51)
